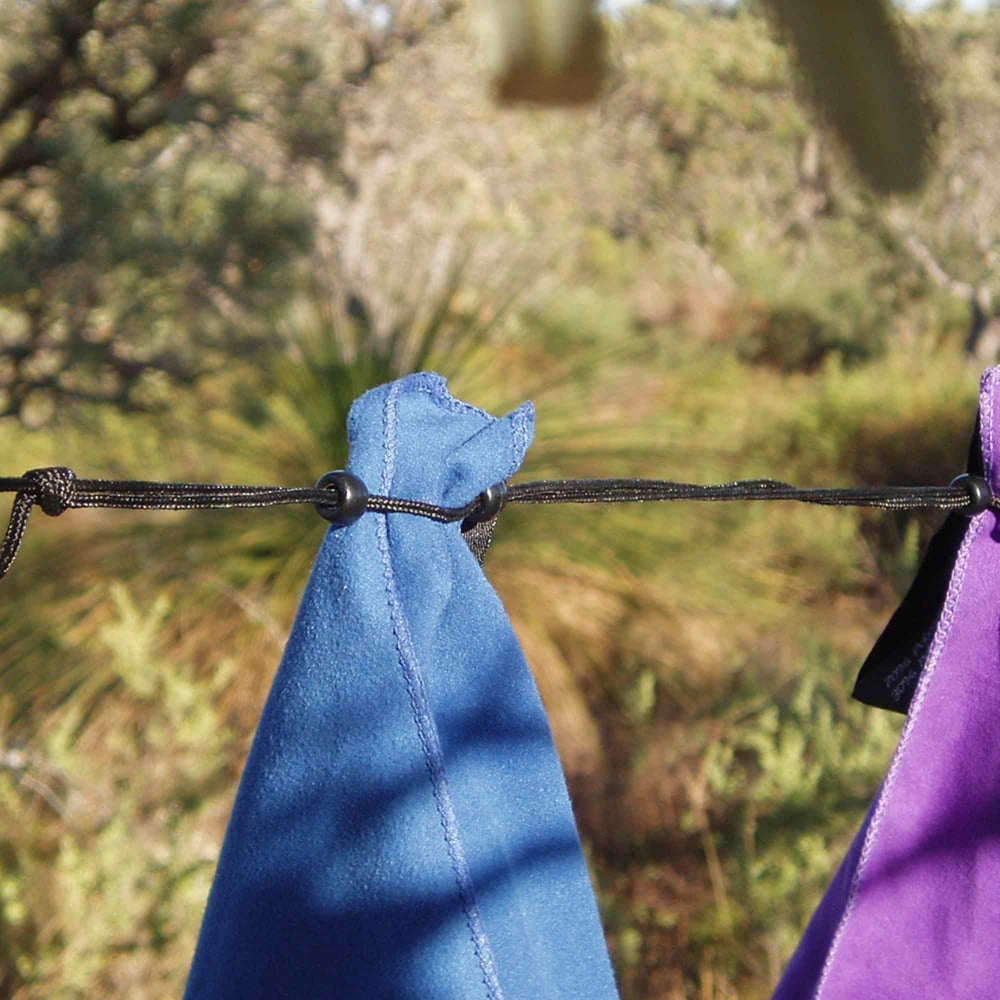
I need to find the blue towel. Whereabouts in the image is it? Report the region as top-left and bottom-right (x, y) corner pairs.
(185, 372), (619, 1000)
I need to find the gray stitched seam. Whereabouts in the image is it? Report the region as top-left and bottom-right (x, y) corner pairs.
(376, 380), (506, 1000)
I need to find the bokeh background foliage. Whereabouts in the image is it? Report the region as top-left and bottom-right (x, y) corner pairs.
(0, 1), (996, 997)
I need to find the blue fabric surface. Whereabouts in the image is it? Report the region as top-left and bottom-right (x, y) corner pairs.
(184, 373), (619, 1000)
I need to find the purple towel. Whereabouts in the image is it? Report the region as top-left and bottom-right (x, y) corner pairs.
(774, 366), (1000, 998)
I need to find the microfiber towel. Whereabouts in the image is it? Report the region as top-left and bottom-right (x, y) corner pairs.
(184, 373), (620, 1000)
(774, 365), (1000, 999)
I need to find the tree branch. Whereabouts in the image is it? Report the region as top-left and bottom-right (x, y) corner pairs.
(888, 218), (975, 302)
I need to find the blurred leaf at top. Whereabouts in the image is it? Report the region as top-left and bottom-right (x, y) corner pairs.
(477, 0), (607, 105)
(479, 0), (937, 194)
(759, 0), (937, 194)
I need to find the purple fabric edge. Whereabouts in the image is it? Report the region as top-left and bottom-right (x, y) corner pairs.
(812, 367), (1000, 998)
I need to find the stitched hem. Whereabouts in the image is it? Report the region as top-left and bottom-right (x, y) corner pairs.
(376, 379), (506, 1000)
(984, 369), (999, 487)
(400, 374), (535, 489)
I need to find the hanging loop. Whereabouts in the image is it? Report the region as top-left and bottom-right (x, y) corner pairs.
(0, 466), (79, 581)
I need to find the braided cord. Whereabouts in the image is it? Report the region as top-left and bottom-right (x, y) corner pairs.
(0, 466), (990, 582)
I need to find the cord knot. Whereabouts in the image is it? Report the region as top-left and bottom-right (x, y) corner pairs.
(24, 467), (77, 517)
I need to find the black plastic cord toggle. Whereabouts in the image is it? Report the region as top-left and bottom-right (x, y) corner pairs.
(461, 482), (508, 531)
(314, 471), (369, 526)
(24, 467), (76, 517)
(949, 474), (993, 516)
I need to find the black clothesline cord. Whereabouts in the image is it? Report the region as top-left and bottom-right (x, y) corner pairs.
(0, 465), (994, 582)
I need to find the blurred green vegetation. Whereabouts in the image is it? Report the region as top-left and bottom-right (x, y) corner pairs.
(1, 2), (998, 998)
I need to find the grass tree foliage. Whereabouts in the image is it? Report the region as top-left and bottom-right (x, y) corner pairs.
(0, 2), (999, 998)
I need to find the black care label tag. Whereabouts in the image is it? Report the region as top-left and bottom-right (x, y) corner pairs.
(852, 514), (970, 713)
(852, 417), (983, 714)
